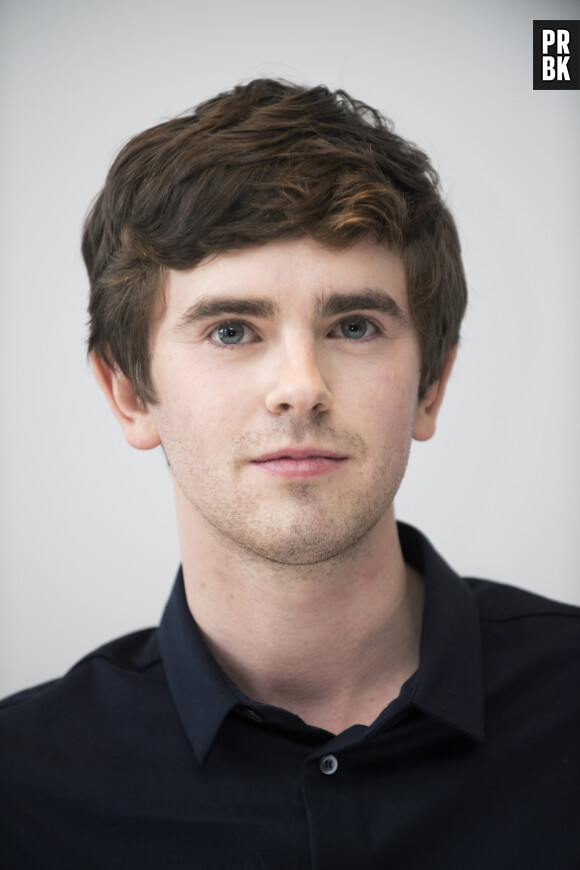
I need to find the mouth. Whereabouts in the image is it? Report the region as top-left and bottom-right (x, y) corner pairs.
(250, 448), (348, 479)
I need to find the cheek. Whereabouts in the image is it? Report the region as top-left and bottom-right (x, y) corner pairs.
(357, 379), (419, 455)
(375, 397), (417, 441)
(154, 370), (251, 448)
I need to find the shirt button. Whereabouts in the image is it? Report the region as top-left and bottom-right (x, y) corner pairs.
(319, 754), (339, 775)
(243, 708), (263, 723)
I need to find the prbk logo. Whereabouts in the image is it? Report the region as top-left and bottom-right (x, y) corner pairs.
(533, 21), (579, 89)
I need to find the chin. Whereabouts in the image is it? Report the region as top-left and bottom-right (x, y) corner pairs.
(221, 510), (386, 568)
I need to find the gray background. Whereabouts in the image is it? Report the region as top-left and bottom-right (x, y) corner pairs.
(1, 0), (579, 697)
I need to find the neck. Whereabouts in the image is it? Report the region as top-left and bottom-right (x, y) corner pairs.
(175, 488), (424, 735)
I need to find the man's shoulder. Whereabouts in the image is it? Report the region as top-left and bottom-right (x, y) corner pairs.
(465, 577), (580, 620)
(464, 577), (580, 695)
(465, 575), (580, 623)
(0, 627), (184, 868)
(0, 626), (162, 722)
(0, 625), (173, 825)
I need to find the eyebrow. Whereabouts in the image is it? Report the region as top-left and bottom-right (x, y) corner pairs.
(315, 289), (409, 325)
(175, 296), (279, 329)
(174, 287), (409, 329)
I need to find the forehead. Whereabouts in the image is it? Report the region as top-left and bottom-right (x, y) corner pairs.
(159, 237), (409, 322)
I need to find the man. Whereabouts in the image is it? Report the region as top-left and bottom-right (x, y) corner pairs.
(1, 79), (578, 868)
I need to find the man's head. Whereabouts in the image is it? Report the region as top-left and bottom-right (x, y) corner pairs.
(83, 78), (467, 404)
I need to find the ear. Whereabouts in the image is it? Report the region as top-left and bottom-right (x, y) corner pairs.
(413, 347), (457, 442)
(90, 351), (161, 451)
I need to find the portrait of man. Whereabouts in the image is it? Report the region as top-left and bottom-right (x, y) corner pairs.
(1, 76), (578, 868)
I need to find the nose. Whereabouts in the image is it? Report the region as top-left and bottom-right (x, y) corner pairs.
(265, 337), (332, 416)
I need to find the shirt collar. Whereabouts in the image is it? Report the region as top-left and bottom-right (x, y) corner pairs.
(158, 522), (485, 763)
(398, 522), (485, 743)
(158, 572), (240, 763)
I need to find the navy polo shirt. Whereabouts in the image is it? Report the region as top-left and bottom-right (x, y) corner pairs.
(1, 523), (579, 868)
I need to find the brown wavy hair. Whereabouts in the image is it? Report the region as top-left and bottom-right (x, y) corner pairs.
(84, 78), (467, 402)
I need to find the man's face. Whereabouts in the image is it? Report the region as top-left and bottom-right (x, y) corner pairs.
(145, 238), (434, 566)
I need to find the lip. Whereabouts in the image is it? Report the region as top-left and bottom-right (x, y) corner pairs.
(250, 447), (348, 479)
(252, 448), (347, 462)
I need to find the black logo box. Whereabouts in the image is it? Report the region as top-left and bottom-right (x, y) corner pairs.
(533, 20), (579, 90)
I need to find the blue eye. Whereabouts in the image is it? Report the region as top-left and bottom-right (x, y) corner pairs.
(213, 322), (248, 345)
(337, 316), (375, 339)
